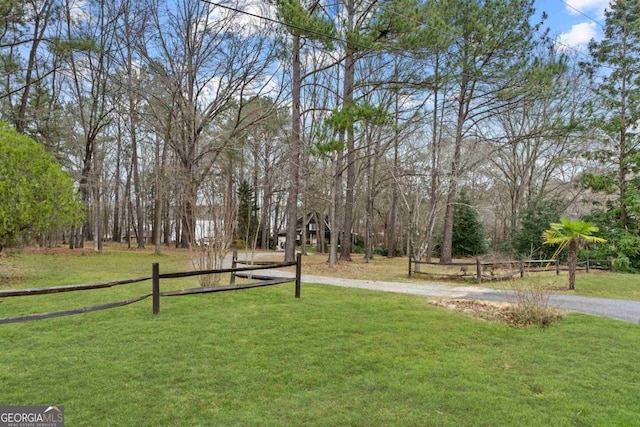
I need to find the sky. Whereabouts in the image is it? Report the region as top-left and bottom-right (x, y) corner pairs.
(534, 0), (610, 50)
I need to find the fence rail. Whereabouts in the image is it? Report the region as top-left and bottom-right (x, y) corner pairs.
(0, 276), (152, 297)
(0, 252), (302, 324)
(0, 294), (152, 324)
(408, 256), (613, 283)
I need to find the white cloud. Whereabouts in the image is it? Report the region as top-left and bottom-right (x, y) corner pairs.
(67, 0), (89, 24)
(196, 1), (275, 40)
(557, 21), (597, 50)
(220, 0), (276, 35)
(564, 0), (609, 19)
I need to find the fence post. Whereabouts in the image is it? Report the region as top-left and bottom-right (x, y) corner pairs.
(476, 258), (482, 284)
(608, 256), (613, 271)
(295, 253), (302, 298)
(230, 250), (238, 285)
(152, 263), (160, 315)
(520, 260), (524, 278)
(408, 256), (412, 277)
(586, 256), (590, 273)
(555, 258), (560, 275)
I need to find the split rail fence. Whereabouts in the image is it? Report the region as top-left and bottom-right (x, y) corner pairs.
(409, 256), (613, 283)
(0, 252), (301, 324)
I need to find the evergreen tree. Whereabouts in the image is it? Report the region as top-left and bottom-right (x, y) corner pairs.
(511, 197), (564, 259)
(236, 180), (259, 246)
(580, 209), (640, 271)
(451, 188), (487, 257)
(580, 0), (640, 231)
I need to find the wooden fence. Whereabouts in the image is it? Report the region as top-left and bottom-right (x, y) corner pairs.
(0, 253), (302, 324)
(408, 256), (613, 284)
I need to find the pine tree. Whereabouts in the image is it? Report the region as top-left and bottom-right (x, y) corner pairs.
(511, 197), (564, 259)
(580, 0), (640, 231)
(236, 180), (259, 247)
(451, 189), (487, 257)
(438, 0), (554, 263)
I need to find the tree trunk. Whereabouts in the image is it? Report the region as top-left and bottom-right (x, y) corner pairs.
(180, 164), (197, 248)
(568, 239), (577, 290)
(301, 212), (308, 256)
(317, 211), (325, 253)
(93, 185), (102, 252)
(273, 199), (281, 250)
(616, 34), (629, 229)
(440, 184), (457, 264)
(153, 134), (162, 255)
(364, 131), (375, 262)
(284, 33), (302, 263)
(69, 225), (76, 250)
(340, 81), (355, 259)
(440, 77), (468, 264)
(130, 93), (145, 249)
(329, 150), (342, 266)
(340, 0), (355, 262)
(93, 148), (103, 252)
(113, 124), (122, 243)
(124, 161), (133, 248)
(388, 77), (399, 258)
(260, 152), (271, 250)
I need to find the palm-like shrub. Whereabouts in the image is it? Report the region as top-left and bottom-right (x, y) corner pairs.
(543, 218), (606, 290)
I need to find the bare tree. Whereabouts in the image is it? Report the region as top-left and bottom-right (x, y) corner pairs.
(487, 60), (585, 243)
(1, 0), (57, 134)
(113, 0), (150, 248)
(62, 0), (119, 249)
(141, 0), (281, 250)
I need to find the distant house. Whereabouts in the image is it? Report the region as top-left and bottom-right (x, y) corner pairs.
(122, 232), (153, 244)
(277, 212), (331, 250)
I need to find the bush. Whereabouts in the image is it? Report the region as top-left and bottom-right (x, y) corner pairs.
(503, 283), (563, 328)
(374, 247), (387, 256)
(375, 246), (404, 257)
(0, 123), (82, 250)
(613, 256), (631, 272)
(581, 211), (640, 270)
(230, 239), (247, 249)
(352, 244), (365, 254)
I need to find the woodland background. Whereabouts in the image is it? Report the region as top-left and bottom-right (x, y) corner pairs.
(1, 0), (638, 270)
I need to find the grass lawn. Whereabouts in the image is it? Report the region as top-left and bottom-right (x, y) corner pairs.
(1, 247), (639, 425)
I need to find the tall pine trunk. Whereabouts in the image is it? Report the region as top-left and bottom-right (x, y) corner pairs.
(285, 33), (302, 263)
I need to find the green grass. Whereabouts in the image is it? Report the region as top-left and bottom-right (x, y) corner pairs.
(1, 249), (640, 425)
(0, 246), (193, 286)
(459, 269), (640, 301)
(510, 270), (640, 300)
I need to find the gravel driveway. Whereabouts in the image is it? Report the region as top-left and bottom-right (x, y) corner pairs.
(258, 269), (640, 324)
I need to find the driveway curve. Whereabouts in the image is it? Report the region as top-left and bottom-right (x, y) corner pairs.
(259, 269), (640, 324)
